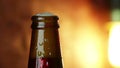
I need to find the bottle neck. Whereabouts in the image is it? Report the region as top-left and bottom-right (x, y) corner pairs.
(28, 13), (63, 68)
(31, 15), (59, 29)
(30, 27), (61, 59)
(31, 21), (59, 29)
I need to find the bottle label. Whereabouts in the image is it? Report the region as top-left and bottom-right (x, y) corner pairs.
(36, 58), (49, 68)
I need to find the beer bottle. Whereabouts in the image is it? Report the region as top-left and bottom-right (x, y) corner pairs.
(28, 12), (63, 68)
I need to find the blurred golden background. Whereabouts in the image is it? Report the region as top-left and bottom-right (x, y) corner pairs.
(0, 0), (119, 68)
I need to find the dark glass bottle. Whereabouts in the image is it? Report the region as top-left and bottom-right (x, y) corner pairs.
(28, 13), (63, 68)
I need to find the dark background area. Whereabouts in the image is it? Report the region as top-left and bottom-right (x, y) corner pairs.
(0, 0), (32, 68)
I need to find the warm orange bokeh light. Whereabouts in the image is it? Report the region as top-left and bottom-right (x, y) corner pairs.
(58, 4), (107, 68)
(108, 22), (120, 68)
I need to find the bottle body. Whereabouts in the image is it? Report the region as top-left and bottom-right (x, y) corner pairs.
(28, 13), (63, 68)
